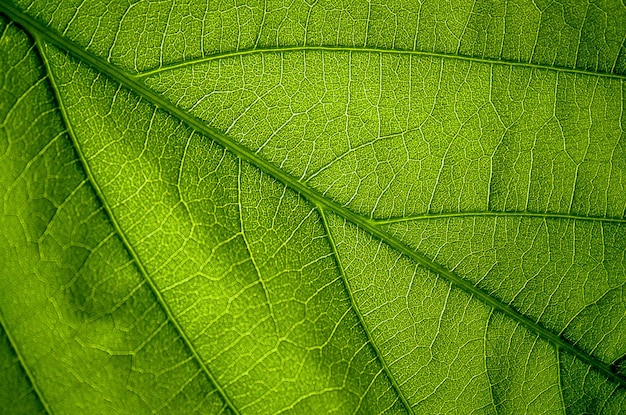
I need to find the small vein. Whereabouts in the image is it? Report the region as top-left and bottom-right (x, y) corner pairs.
(236, 158), (278, 336)
(483, 310), (498, 415)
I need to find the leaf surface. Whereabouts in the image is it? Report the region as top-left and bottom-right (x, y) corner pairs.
(1, 0), (626, 413)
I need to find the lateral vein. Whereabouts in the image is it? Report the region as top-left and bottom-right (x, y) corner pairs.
(372, 210), (626, 225)
(134, 45), (626, 81)
(318, 207), (414, 415)
(0, 310), (54, 415)
(34, 36), (240, 415)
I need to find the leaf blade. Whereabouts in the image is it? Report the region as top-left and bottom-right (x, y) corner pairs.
(1, 0), (626, 413)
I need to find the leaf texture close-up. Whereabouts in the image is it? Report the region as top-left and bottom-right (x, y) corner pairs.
(1, 0), (626, 413)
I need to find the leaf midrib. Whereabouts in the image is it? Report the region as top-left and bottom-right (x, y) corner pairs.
(2, 0), (625, 404)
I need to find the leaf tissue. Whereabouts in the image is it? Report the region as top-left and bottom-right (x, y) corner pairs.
(1, 0), (626, 413)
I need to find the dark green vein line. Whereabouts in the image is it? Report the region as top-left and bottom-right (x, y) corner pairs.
(318, 207), (414, 415)
(134, 45), (626, 81)
(33, 36), (240, 415)
(0, 311), (53, 415)
(4, 1), (625, 390)
(372, 211), (626, 224)
(555, 346), (567, 414)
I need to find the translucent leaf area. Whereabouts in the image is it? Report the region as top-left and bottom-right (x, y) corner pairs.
(1, 1), (625, 414)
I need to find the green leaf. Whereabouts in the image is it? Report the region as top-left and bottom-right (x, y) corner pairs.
(1, 0), (625, 413)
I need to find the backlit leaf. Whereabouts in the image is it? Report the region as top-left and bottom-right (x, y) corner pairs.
(1, 1), (626, 413)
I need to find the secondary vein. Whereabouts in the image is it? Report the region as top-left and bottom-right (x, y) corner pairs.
(319, 207), (415, 415)
(34, 36), (241, 415)
(371, 210), (626, 225)
(134, 45), (626, 81)
(0, 311), (53, 415)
